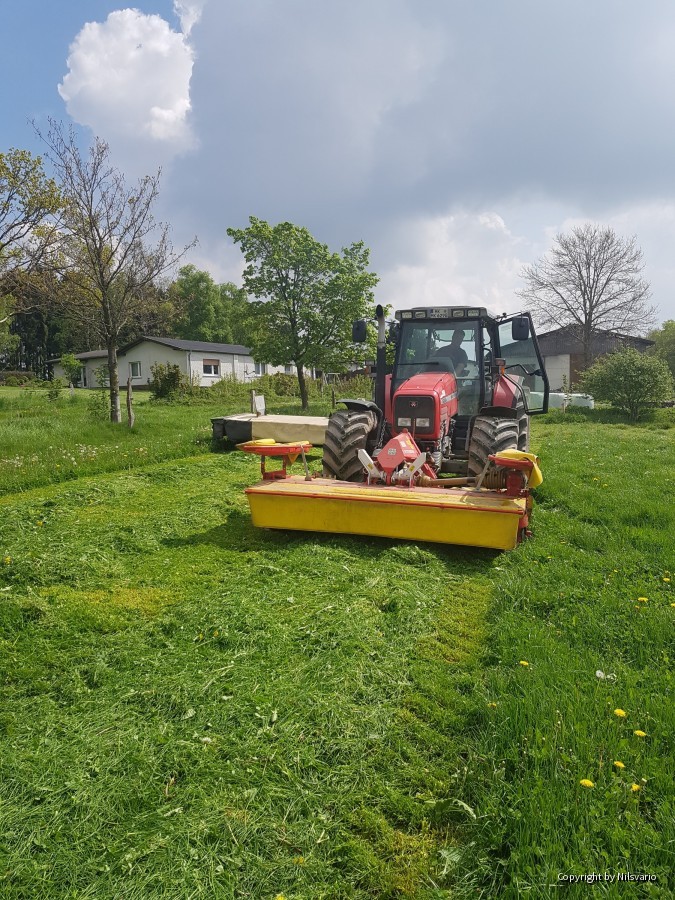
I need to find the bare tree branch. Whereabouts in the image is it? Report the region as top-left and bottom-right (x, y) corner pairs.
(518, 224), (656, 365)
(34, 120), (196, 423)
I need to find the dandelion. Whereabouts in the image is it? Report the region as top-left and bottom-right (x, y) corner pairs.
(631, 783), (641, 792)
(614, 709), (627, 718)
(292, 856), (305, 865)
(613, 761), (625, 770)
(3, 556), (11, 565)
(633, 730), (647, 738)
(488, 702), (497, 708)
(275, 895), (287, 900)
(637, 597), (648, 603)
(519, 660), (529, 667)
(36, 520), (44, 527)
(664, 577), (671, 583)
(579, 779), (594, 788)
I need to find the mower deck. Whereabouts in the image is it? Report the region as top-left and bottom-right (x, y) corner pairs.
(245, 476), (529, 551)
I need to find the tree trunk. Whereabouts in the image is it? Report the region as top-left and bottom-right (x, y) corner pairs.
(126, 376), (135, 428)
(296, 362), (309, 410)
(107, 343), (121, 423)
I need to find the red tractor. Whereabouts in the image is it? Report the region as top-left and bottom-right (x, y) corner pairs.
(323, 305), (549, 484)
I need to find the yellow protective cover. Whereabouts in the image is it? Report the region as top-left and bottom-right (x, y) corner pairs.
(494, 449), (543, 488)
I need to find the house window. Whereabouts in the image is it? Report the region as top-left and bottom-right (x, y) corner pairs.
(284, 364), (293, 374)
(203, 359), (220, 376)
(254, 361), (267, 375)
(130, 361), (142, 378)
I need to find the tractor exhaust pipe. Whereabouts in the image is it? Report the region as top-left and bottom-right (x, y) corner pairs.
(375, 303), (386, 415)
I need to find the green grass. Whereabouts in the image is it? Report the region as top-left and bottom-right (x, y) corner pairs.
(0, 391), (673, 897)
(0, 387), (331, 496)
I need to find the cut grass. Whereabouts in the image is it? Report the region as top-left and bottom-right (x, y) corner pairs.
(0, 452), (494, 898)
(0, 392), (673, 896)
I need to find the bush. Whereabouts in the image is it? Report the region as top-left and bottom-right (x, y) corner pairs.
(47, 378), (65, 402)
(148, 363), (189, 399)
(0, 370), (34, 386)
(579, 348), (674, 422)
(3, 376), (20, 387)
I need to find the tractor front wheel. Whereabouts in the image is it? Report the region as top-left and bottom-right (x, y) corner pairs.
(322, 409), (378, 481)
(467, 415), (519, 480)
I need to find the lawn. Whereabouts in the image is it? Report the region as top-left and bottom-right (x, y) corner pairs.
(0, 390), (673, 898)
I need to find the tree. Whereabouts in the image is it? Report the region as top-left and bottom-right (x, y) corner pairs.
(579, 348), (673, 421)
(0, 149), (60, 278)
(518, 224), (656, 366)
(0, 150), (61, 350)
(36, 120), (194, 422)
(648, 320), (675, 380)
(169, 265), (253, 345)
(226, 217), (378, 408)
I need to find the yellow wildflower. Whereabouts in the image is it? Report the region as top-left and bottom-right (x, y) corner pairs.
(633, 730), (647, 738)
(519, 660), (529, 667)
(613, 761), (625, 770)
(3, 556), (11, 565)
(614, 709), (627, 718)
(631, 783), (641, 792)
(637, 597), (648, 603)
(275, 895), (287, 900)
(488, 702), (497, 708)
(664, 577), (671, 583)
(37, 520), (44, 527)
(579, 779), (594, 788)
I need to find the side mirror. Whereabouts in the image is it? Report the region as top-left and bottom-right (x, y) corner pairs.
(387, 321), (400, 344)
(352, 319), (367, 343)
(512, 315), (530, 341)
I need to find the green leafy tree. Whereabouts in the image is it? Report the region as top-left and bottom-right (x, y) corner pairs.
(60, 352), (82, 386)
(226, 217), (378, 409)
(648, 320), (675, 380)
(579, 348), (674, 421)
(0, 149), (61, 355)
(170, 265), (252, 345)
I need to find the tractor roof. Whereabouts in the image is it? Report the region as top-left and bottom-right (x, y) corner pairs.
(395, 306), (490, 322)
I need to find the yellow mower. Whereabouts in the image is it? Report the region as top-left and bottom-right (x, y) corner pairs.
(240, 305), (549, 551)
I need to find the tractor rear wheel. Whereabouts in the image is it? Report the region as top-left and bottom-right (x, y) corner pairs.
(322, 409), (378, 481)
(467, 415), (519, 479)
(517, 405), (530, 451)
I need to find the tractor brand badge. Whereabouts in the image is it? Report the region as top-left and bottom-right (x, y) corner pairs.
(387, 448), (397, 455)
(409, 400), (418, 408)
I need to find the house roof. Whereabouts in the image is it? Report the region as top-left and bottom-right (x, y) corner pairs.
(537, 325), (653, 347)
(47, 349), (108, 363)
(119, 336), (252, 355)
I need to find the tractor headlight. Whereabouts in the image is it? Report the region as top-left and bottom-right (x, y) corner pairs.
(415, 417), (430, 428)
(398, 417), (412, 427)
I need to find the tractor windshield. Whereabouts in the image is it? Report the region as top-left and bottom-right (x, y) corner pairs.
(395, 321), (482, 413)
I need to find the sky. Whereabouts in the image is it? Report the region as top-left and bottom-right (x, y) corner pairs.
(3, 0), (675, 326)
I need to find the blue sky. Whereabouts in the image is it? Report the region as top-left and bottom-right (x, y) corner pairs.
(3, 1), (675, 326)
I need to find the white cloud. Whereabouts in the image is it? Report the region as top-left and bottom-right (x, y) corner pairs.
(173, 0), (206, 37)
(377, 211), (532, 316)
(59, 8), (196, 173)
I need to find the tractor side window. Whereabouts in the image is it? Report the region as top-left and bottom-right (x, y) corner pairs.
(498, 320), (547, 412)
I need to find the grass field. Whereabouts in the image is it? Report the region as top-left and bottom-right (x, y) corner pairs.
(0, 389), (673, 898)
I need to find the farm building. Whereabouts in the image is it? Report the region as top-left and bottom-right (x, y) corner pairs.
(537, 326), (654, 390)
(51, 337), (299, 387)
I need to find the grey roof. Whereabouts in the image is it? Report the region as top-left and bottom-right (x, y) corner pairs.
(120, 336), (252, 355)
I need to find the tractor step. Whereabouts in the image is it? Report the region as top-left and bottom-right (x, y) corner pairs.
(245, 476), (529, 551)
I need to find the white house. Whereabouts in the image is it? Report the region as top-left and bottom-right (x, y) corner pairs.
(52, 336), (297, 387)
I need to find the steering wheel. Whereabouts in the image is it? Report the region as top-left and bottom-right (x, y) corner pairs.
(418, 358), (456, 374)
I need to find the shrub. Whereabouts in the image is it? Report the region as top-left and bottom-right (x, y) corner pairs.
(60, 353), (83, 386)
(87, 389), (109, 421)
(148, 363), (189, 399)
(47, 378), (65, 402)
(4, 376), (20, 387)
(579, 348), (674, 422)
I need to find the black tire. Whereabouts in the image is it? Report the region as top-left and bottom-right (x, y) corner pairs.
(322, 409), (378, 481)
(467, 415), (519, 479)
(517, 404), (530, 452)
